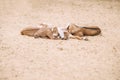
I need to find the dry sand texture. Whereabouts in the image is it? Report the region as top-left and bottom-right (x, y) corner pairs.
(0, 0), (120, 80)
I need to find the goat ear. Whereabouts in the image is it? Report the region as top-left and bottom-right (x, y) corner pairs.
(67, 26), (69, 30)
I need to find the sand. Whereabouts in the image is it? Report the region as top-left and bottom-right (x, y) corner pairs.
(0, 0), (120, 80)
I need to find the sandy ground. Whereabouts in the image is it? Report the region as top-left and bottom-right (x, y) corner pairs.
(0, 0), (120, 80)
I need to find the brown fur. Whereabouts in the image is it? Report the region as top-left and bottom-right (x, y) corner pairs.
(21, 24), (61, 39)
(21, 27), (40, 37)
(67, 23), (101, 37)
(21, 23), (48, 37)
(59, 29), (87, 40)
(33, 27), (54, 39)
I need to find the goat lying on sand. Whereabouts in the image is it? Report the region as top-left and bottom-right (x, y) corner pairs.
(67, 23), (101, 39)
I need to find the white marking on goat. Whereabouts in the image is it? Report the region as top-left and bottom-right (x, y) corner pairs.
(57, 27), (64, 39)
